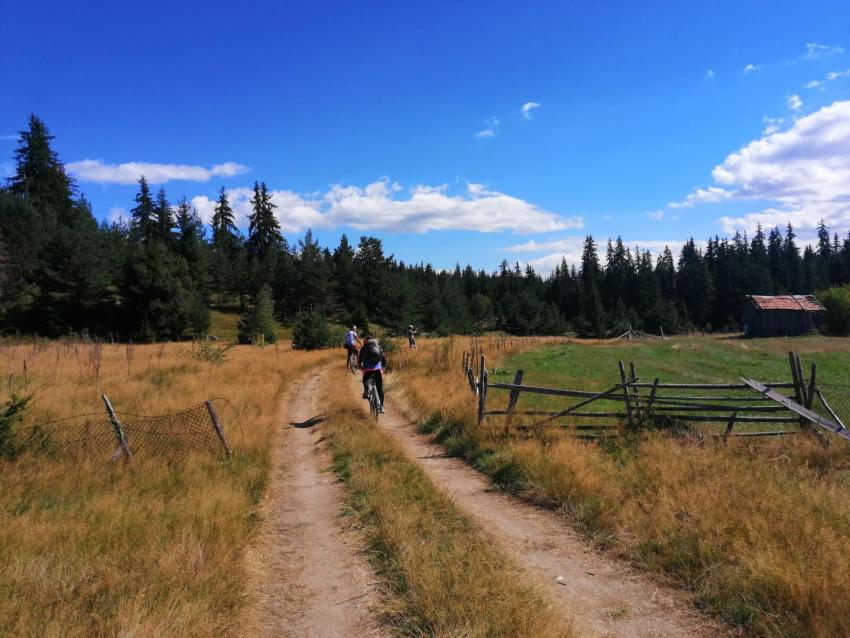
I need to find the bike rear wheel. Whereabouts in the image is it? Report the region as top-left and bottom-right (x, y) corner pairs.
(366, 378), (380, 420)
(348, 351), (358, 374)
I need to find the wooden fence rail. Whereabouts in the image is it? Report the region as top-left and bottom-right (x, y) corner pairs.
(457, 348), (845, 442)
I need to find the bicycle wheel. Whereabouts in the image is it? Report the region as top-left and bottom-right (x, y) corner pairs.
(367, 379), (380, 420)
(348, 352), (358, 374)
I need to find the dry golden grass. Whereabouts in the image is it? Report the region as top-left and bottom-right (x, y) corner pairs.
(393, 336), (850, 637)
(320, 364), (570, 638)
(0, 339), (333, 637)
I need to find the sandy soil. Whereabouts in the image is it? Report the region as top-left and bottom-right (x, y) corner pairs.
(362, 375), (731, 638)
(242, 369), (386, 637)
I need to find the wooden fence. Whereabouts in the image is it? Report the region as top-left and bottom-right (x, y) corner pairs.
(460, 350), (849, 442)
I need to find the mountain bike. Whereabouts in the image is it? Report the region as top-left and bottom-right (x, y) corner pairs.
(347, 347), (359, 374)
(365, 376), (381, 420)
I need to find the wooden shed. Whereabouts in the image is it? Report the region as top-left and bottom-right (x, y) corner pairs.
(742, 295), (824, 337)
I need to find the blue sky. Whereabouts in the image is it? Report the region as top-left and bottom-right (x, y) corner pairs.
(2, 1), (850, 272)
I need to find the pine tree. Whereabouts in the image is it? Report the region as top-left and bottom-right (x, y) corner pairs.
(247, 181), (283, 258)
(578, 235), (606, 336)
(237, 283), (278, 344)
(211, 187), (238, 246)
(130, 177), (156, 243)
(153, 187), (175, 244)
(7, 114), (75, 224)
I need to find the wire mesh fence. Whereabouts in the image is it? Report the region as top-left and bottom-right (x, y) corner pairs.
(11, 398), (235, 462)
(816, 383), (850, 429)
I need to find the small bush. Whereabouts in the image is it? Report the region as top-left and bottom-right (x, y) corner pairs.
(291, 311), (334, 350)
(819, 286), (850, 336)
(0, 393), (32, 459)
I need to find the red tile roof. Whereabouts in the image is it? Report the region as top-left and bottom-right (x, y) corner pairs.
(748, 295), (824, 312)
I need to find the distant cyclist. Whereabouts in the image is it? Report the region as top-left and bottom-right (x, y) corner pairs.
(344, 324), (362, 368)
(406, 325), (417, 349)
(358, 333), (386, 412)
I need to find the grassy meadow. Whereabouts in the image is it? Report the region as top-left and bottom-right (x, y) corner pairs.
(0, 339), (332, 637)
(392, 335), (850, 637)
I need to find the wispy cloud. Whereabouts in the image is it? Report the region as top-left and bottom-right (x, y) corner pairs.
(743, 63), (761, 74)
(67, 159), (249, 185)
(0, 134), (17, 141)
(704, 69), (715, 80)
(192, 179), (575, 235)
(0, 161), (14, 178)
(474, 116), (500, 139)
(521, 102), (541, 119)
(669, 100), (850, 237)
(787, 94), (803, 111)
(805, 68), (850, 90)
(762, 116), (785, 135)
(646, 209), (665, 221)
(801, 42), (844, 61)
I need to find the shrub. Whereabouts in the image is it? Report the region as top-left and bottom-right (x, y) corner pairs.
(818, 285), (850, 336)
(237, 284), (278, 345)
(291, 310), (334, 350)
(0, 393), (32, 460)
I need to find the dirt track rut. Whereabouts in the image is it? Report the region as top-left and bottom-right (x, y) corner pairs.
(243, 369), (384, 637)
(362, 375), (728, 638)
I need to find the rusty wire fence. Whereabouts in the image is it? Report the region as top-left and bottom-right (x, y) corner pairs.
(10, 398), (237, 462)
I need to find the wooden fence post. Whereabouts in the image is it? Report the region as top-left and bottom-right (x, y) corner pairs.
(806, 362), (817, 410)
(205, 400), (232, 458)
(629, 362), (645, 427)
(618, 361), (634, 428)
(788, 352), (810, 432)
(101, 394), (132, 461)
(478, 355), (487, 424)
(505, 369), (524, 426)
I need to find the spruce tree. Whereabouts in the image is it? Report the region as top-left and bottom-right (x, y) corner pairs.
(130, 176), (156, 243)
(153, 187), (175, 244)
(247, 181), (283, 258)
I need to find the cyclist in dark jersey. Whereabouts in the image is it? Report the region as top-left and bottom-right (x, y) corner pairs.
(357, 335), (386, 412)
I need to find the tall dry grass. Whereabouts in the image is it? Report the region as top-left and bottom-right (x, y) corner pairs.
(0, 339), (333, 637)
(392, 337), (850, 637)
(319, 364), (570, 637)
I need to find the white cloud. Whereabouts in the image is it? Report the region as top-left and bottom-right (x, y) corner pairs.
(826, 69), (850, 81)
(67, 159), (249, 185)
(192, 179), (575, 235)
(762, 115), (785, 135)
(744, 63), (761, 74)
(801, 42), (844, 61)
(107, 206), (129, 224)
(704, 69), (715, 80)
(787, 94), (803, 111)
(0, 161), (13, 178)
(474, 116), (500, 138)
(670, 100), (850, 236)
(521, 102), (541, 119)
(0, 134), (17, 141)
(646, 209), (664, 221)
(668, 186), (732, 208)
(806, 80), (825, 90)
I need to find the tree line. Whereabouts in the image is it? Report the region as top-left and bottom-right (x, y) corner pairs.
(2, 115), (849, 341)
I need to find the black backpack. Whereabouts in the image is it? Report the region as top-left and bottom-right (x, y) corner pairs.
(362, 340), (383, 367)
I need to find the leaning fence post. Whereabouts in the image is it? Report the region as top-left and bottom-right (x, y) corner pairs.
(618, 361), (634, 428)
(478, 355), (487, 425)
(205, 400), (233, 459)
(788, 352), (810, 432)
(505, 369), (524, 426)
(101, 394), (132, 461)
(629, 362), (645, 427)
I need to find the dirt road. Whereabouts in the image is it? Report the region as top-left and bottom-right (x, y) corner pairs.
(243, 369), (385, 638)
(362, 376), (728, 638)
